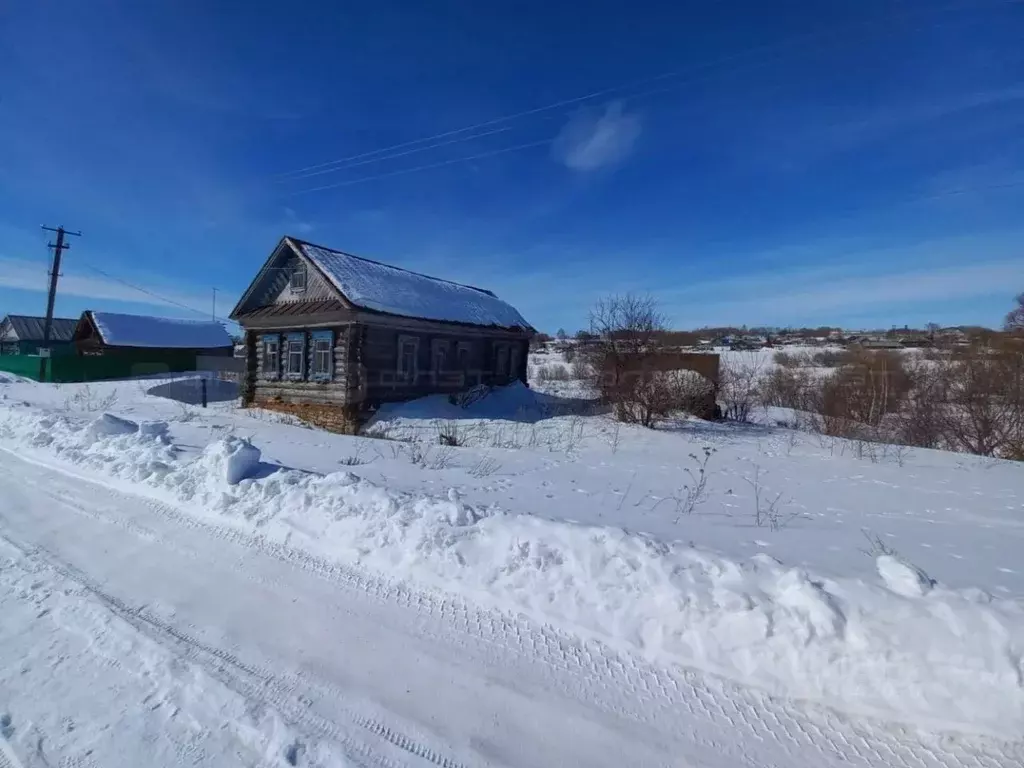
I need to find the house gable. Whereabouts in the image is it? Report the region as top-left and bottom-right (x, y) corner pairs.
(0, 317), (17, 343)
(230, 238), (349, 319)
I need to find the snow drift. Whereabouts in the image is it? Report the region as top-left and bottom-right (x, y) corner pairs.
(1, 405), (1022, 739)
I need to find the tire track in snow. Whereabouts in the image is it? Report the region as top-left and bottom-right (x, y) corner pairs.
(2, 448), (1022, 768)
(0, 529), (451, 768)
(0, 740), (25, 768)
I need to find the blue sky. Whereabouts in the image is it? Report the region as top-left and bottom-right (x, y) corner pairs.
(1, 0), (1022, 333)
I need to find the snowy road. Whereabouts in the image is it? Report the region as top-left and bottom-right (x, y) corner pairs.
(0, 449), (1018, 768)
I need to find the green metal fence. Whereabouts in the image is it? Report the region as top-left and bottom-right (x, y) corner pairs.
(0, 352), (205, 383)
(0, 355), (47, 381)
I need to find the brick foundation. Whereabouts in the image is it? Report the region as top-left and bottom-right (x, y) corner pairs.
(252, 399), (361, 434)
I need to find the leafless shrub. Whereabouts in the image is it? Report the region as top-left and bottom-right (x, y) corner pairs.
(427, 445), (455, 470)
(609, 419), (622, 453)
(65, 384), (119, 413)
(561, 415), (587, 454)
(720, 353), (765, 422)
(773, 351), (812, 368)
(363, 421), (404, 442)
(892, 359), (946, 449)
(804, 351), (912, 440)
(614, 369), (713, 427)
(535, 364), (570, 382)
(942, 340), (1024, 459)
(403, 442), (455, 470)
(744, 465), (800, 530)
(759, 366), (814, 410)
(810, 349), (849, 368)
(584, 293), (666, 424)
(468, 455), (501, 478)
(774, 351), (796, 368)
(654, 446), (716, 523)
(436, 420), (466, 446)
(339, 444), (377, 466)
(571, 357), (590, 380)
(859, 529), (901, 559)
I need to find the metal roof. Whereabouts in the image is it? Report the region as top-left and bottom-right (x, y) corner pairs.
(2, 315), (78, 343)
(295, 238), (532, 330)
(87, 311), (233, 349)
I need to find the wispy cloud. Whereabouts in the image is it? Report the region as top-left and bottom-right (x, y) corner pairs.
(552, 100), (641, 172)
(284, 207), (315, 235)
(0, 257), (232, 319)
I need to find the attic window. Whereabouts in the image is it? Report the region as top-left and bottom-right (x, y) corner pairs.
(290, 263), (307, 292)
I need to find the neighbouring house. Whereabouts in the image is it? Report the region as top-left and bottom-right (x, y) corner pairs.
(230, 236), (535, 432)
(72, 310), (234, 373)
(0, 314), (77, 356)
(857, 337), (904, 350)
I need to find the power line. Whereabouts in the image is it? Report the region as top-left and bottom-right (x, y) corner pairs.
(272, 0), (1018, 183)
(80, 263), (234, 324)
(278, 124), (517, 183)
(287, 138), (551, 196)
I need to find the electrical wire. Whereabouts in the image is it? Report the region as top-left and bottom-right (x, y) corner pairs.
(80, 263), (233, 324)
(287, 138), (551, 196)
(272, 0), (1020, 183)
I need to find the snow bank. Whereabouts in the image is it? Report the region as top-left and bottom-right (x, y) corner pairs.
(86, 413), (140, 438)
(1, 405), (1023, 738)
(372, 382), (548, 423)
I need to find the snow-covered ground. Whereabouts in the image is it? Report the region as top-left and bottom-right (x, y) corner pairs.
(0, 371), (1022, 766)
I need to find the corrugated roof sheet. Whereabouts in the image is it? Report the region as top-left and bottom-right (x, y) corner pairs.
(89, 311), (233, 349)
(292, 238), (533, 331)
(3, 315), (78, 342)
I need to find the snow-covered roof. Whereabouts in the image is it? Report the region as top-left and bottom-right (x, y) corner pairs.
(295, 240), (532, 330)
(87, 311), (233, 349)
(2, 315), (78, 342)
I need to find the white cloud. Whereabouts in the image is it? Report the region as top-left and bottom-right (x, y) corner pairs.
(553, 100), (641, 172)
(284, 207), (315, 235)
(0, 257), (233, 318)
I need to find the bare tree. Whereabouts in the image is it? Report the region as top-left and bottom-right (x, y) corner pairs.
(585, 293), (681, 427)
(1004, 293), (1024, 332)
(719, 352), (765, 422)
(944, 341), (1024, 458)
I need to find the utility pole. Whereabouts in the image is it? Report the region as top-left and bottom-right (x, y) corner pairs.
(212, 287), (217, 321)
(39, 225), (81, 380)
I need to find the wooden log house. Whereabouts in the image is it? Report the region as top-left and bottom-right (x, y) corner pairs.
(230, 236), (535, 432)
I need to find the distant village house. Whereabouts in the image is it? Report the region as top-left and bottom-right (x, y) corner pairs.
(0, 315), (77, 356)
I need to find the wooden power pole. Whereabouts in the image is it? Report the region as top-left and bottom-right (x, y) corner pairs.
(39, 225), (81, 379)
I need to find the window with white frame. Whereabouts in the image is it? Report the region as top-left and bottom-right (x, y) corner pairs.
(286, 333), (305, 379)
(260, 335), (279, 379)
(431, 339), (449, 378)
(312, 330), (333, 380)
(494, 343), (509, 377)
(397, 335), (419, 383)
(509, 344), (521, 380)
(290, 262), (307, 292)
(456, 341), (472, 371)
